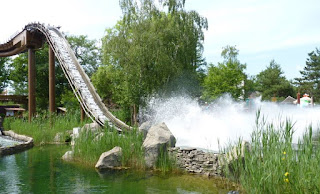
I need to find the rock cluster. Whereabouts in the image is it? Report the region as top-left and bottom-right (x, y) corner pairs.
(168, 147), (222, 176)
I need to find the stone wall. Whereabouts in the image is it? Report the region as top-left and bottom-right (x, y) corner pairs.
(168, 147), (222, 177)
(0, 130), (34, 156)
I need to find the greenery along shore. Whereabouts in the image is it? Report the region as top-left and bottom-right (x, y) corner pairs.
(4, 110), (320, 193)
(2, 111), (174, 172)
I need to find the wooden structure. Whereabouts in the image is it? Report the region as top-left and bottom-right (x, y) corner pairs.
(0, 23), (130, 131)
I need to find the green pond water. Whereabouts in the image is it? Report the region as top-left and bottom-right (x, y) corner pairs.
(0, 145), (237, 193)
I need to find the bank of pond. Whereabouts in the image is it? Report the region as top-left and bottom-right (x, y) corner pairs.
(2, 111), (320, 193)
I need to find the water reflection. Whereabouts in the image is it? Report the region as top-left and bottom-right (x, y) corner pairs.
(0, 154), (21, 193)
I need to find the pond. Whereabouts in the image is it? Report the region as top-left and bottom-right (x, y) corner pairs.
(0, 145), (237, 193)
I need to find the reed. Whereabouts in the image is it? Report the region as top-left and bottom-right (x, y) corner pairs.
(73, 126), (145, 169)
(3, 110), (87, 145)
(222, 110), (320, 193)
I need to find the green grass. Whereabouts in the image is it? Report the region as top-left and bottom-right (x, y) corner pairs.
(156, 145), (178, 173)
(222, 110), (320, 193)
(3, 110), (88, 145)
(73, 126), (145, 169)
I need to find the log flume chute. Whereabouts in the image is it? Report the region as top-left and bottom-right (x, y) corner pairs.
(0, 23), (131, 131)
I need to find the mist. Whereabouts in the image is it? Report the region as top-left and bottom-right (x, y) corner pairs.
(140, 95), (320, 151)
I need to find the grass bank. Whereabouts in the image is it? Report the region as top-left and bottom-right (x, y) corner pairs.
(222, 111), (320, 193)
(73, 126), (146, 169)
(3, 111), (178, 172)
(3, 110), (88, 145)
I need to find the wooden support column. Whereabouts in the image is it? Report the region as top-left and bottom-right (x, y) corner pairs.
(28, 48), (36, 122)
(49, 47), (55, 113)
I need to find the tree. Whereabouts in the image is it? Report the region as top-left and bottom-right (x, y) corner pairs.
(295, 48), (320, 101)
(0, 57), (10, 93)
(202, 46), (247, 100)
(93, 0), (208, 122)
(256, 60), (295, 101)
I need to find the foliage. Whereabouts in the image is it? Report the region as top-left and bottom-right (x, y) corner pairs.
(156, 145), (178, 173)
(3, 111), (88, 145)
(255, 60), (295, 101)
(8, 44), (70, 109)
(202, 46), (246, 100)
(295, 48), (320, 102)
(73, 126), (145, 169)
(222, 111), (320, 193)
(66, 35), (101, 76)
(93, 0), (208, 122)
(0, 57), (10, 93)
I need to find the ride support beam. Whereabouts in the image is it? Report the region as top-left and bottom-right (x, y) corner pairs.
(28, 48), (36, 122)
(49, 46), (55, 113)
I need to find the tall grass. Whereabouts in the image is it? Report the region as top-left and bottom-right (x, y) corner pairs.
(3, 110), (88, 145)
(73, 126), (145, 169)
(222, 111), (320, 193)
(156, 145), (178, 173)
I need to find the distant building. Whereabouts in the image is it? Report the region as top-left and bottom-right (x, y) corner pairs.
(4, 107), (25, 117)
(281, 96), (296, 105)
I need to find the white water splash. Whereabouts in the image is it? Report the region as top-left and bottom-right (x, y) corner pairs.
(140, 95), (320, 151)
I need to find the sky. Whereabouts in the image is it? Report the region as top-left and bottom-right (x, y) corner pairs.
(1, 0), (320, 80)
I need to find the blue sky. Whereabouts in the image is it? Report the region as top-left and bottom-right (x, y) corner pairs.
(1, 0), (320, 80)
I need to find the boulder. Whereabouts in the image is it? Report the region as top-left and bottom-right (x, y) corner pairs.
(139, 121), (152, 139)
(62, 150), (74, 161)
(53, 132), (64, 143)
(95, 146), (122, 170)
(81, 122), (101, 133)
(142, 122), (176, 168)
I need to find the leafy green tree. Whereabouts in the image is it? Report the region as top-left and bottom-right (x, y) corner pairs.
(0, 57), (10, 93)
(295, 48), (320, 101)
(202, 46), (247, 100)
(256, 60), (295, 101)
(94, 0), (208, 122)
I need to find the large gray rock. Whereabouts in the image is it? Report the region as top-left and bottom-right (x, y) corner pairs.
(81, 122), (101, 133)
(95, 146), (122, 170)
(142, 122), (176, 168)
(139, 121), (152, 139)
(62, 150), (74, 161)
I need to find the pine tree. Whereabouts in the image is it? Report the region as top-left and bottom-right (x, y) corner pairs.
(295, 48), (320, 101)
